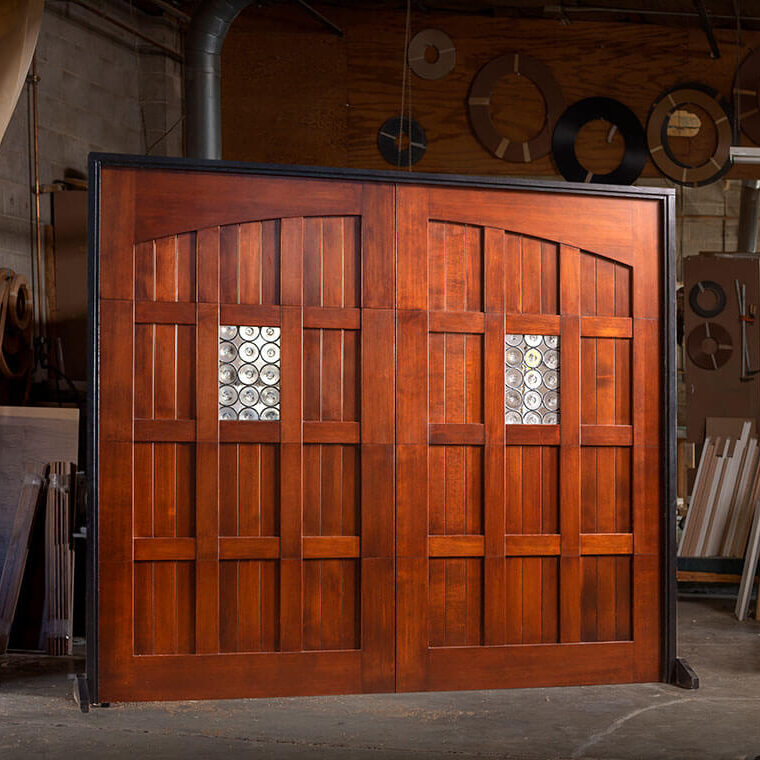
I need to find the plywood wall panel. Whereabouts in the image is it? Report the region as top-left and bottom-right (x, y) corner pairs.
(222, 6), (760, 179)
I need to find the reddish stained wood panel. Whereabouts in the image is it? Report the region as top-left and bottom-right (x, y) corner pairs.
(99, 168), (663, 700)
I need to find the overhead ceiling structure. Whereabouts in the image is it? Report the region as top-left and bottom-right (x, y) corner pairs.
(132, 0), (760, 31)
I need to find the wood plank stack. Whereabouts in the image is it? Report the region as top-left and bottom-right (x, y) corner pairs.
(679, 421), (760, 558)
(0, 462), (76, 655)
(0, 472), (44, 653)
(45, 461), (75, 655)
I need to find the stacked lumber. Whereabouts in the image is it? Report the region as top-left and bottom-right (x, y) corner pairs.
(736, 498), (760, 620)
(0, 472), (44, 653)
(44, 461), (75, 656)
(679, 421), (760, 558)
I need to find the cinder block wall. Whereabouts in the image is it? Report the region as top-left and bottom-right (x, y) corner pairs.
(0, 2), (181, 284)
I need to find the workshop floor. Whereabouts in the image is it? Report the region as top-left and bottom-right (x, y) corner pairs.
(1, 597), (759, 759)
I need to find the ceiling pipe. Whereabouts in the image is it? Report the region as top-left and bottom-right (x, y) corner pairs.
(738, 180), (760, 253)
(185, 0), (254, 160)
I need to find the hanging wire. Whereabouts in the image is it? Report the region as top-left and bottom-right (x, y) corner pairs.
(398, 0), (412, 168)
(408, 13), (413, 171)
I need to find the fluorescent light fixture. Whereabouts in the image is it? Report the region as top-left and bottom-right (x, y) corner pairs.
(730, 146), (760, 164)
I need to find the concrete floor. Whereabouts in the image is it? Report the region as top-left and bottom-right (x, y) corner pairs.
(1, 598), (759, 759)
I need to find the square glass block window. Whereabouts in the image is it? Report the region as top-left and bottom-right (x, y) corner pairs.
(505, 334), (559, 425)
(219, 325), (281, 421)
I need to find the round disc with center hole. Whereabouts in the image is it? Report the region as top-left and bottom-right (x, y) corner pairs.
(686, 322), (733, 370)
(468, 52), (563, 163)
(377, 116), (427, 167)
(407, 28), (455, 80)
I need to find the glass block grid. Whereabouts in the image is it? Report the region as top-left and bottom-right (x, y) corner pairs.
(219, 325), (281, 420)
(505, 334), (560, 425)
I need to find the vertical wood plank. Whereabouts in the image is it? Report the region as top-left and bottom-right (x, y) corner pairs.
(559, 244), (581, 643)
(195, 227), (221, 654)
(362, 184), (395, 309)
(484, 230), (506, 641)
(396, 186), (429, 310)
(99, 295), (134, 686)
(279, 217), (304, 652)
(239, 222), (262, 304)
(99, 168), (135, 300)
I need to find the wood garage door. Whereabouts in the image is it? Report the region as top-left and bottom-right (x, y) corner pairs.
(395, 185), (662, 691)
(94, 166), (663, 701)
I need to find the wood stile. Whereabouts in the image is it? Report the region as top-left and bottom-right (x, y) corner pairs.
(0, 473), (44, 654)
(721, 438), (758, 557)
(93, 163), (668, 701)
(704, 424), (752, 557)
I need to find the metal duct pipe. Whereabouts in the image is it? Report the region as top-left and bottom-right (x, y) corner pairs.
(185, 0), (253, 159)
(738, 180), (760, 253)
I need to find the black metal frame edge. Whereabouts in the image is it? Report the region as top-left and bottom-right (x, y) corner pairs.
(87, 152), (676, 200)
(86, 155), (100, 705)
(86, 152), (677, 697)
(662, 191), (681, 686)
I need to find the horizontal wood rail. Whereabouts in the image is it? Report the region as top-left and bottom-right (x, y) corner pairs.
(505, 314), (560, 334)
(219, 303), (281, 326)
(135, 301), (196, 324)
(580, 533), (633, 555)
(302, 536), (360, 558)
(133, 420), (360, 444)
(505, 425), (560, 445)
(134, 419), (196, 442)
(428, 311), (485, 334)
(134, 535), (362, 561)
(220, 421), (280, 443)
(429, 535), (485, 557)
(303, 421), (360, 444)
(134, 537), (196, 561)
(580, 425), (633, 446)
(220, 536), (280, 559)
(425, 533), (634, 559)
(429, 423), (485, 445)
(504, 534), (561, 556)
(580, 316), (632, 338)
(303, 306), (361, 330)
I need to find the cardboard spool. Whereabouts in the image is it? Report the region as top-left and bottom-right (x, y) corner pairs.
(646, 83), (732, 187)
(407, 28), (455, 81)
(377, 116), (427, 167)
(686, 322), (733, 370)
(468, 52), (563, 163)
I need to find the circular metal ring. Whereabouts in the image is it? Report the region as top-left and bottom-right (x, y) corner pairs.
(646, 83), (732, 187)
(734, 47), (760, 145)
(377, 116), (427, 167)
(552, 96), (647, 184)
(408, 28), (455, 80)
(468, 52), (564, 163)
(689, 280), (726, 318)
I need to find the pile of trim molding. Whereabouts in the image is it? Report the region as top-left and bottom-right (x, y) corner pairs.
(679, 420), (760, 620)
